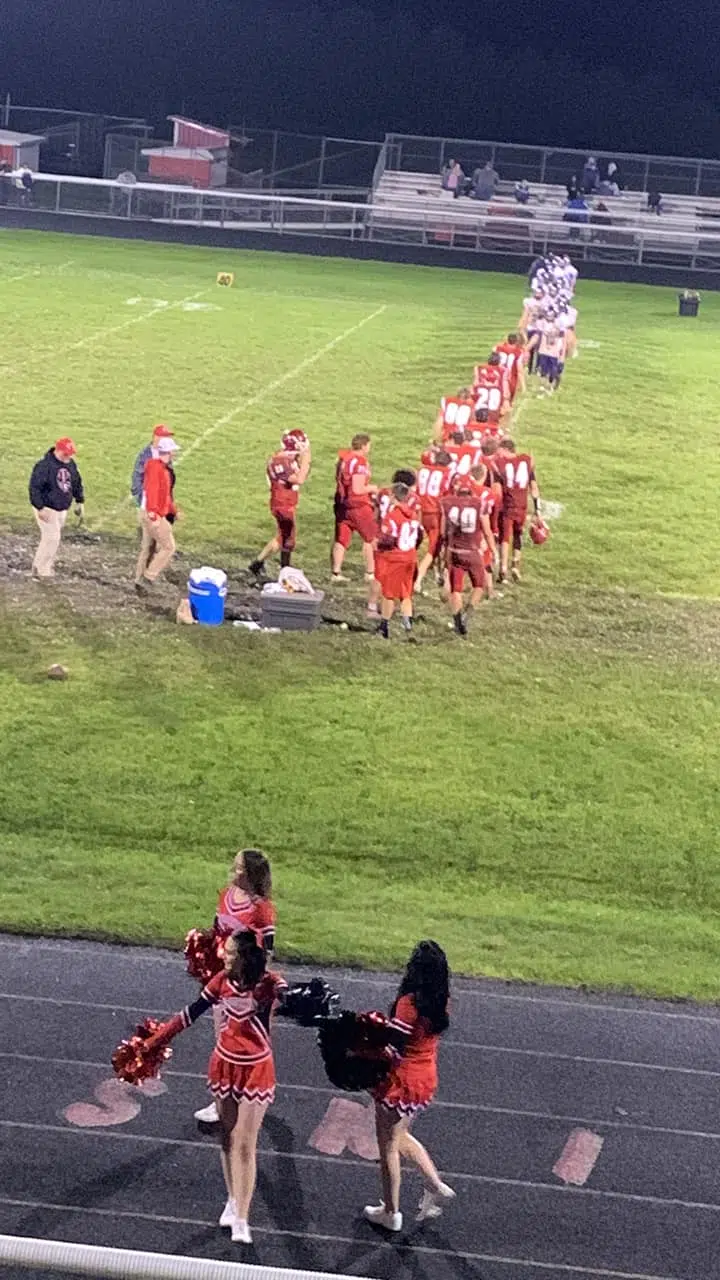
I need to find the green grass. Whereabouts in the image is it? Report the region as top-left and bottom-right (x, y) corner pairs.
(1, 230), (719, 999)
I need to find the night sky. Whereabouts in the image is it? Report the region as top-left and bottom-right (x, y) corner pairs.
(2, 0), (720, 155)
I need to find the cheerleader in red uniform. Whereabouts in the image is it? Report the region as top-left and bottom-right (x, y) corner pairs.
(364, 941), (455, 1232)
(152, 929), (285, 1244)
(194, 848), (276, 1123)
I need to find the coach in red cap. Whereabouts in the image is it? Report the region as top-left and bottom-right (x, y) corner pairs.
(28, 438), (85, 579)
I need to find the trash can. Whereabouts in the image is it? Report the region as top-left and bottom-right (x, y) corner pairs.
(678, 293), (700, 317)
(260, 587), (325, 631)
(188, 567), (227, 626)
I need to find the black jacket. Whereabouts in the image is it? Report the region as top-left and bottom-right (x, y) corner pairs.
(29, 449), (84, 511)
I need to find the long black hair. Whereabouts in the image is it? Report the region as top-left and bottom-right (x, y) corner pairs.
(230, 929), (267, 990)
(392, 940), (450, 1035)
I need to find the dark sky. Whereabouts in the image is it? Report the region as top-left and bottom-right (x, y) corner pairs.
(2, 0), (720, 156)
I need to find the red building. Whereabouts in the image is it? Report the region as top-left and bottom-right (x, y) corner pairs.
(143, 117), (229, 188)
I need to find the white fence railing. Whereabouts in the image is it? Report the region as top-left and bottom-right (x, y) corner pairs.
(5, 172), (720, 270)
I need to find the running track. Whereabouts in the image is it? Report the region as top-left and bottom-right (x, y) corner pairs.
(0, 935), (718, 1280)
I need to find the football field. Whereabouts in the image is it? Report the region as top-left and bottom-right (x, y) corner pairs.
(0, 229), (719, 998)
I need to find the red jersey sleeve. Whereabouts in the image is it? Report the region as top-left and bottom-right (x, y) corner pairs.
(200, 970), (226, 1004)
(254, 899), (277, 948)
(390, 994), (418, 1038)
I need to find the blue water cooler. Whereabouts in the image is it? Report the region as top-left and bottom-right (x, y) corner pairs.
(188, 567), (227, 626)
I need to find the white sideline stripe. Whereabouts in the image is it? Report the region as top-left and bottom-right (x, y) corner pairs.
(0, 1209), (681, 1280)
(2, 1120), (719, 1218)
(177, 303), (388, 465)
(4, 1050), (720, 1143)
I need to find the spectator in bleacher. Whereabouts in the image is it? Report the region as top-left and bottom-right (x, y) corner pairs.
(563, 192), (589, 238)
(444, 161), (466, 198)
(648, 190), (663, 214)
(566, 174), (580, 201)
(514, 180), (530, 204)
(582, 157), (599, 194)
(597, 176), (620, 197)
(441, 160), (455, 191)
(470, 161), (499, 201)
(607, 161), (622, 189)
(590, 200), (612, 227)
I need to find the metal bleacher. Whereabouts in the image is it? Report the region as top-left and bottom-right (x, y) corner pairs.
(367, 138), (720, 269)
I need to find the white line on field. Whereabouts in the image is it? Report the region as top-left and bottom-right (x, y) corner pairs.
(68, 289), (208, 351)
(177, 303), (388, 465)
(0, 260), (74, 286)
(0, 288), (209, 382)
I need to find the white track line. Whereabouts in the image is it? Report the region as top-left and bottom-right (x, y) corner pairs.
(1, 991), (719, 1076)
(2, 1120), (719, 1216)
(0, 1202), (680, 1280)
(4, 1050), (720, 1142)
(177, 303), (388, 465)
(1, 937), (717, 1024)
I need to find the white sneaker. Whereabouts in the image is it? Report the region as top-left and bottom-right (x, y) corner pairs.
(231, 1217), (252, 1244)
(194, 1101), (219, 1123)
(219, 1198), (237, 1228)
(416, 1182), (456, 1222)
(363, 1203), (402, 1232)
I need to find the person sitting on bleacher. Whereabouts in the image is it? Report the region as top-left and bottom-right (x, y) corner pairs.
(596, 177), (620, 197)
(443, 160), (467, 199)
(470, 161), (499, 201)
(563, 192), (589, 238)
(582, 156), (599, 194)
(514, 180), (530, 204)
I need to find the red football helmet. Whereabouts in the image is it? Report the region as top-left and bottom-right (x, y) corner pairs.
(281, 429), (309, 453)
(529, 518), (550, 545)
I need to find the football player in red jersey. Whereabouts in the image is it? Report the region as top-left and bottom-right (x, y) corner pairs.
(433, 388), (474, 443)
(332, 433), (377, 585)
(444, 429), (483, 481)
(375, 482), (422, 640)
(473, 353), (510, 426)
(248, 430), (311, 577)
(440, 469), (496, 636)
(414, 447), (452, 595)
(369, 468), (418, 616)
(493, 333), (526, 401)
(494, 436), (540, 584)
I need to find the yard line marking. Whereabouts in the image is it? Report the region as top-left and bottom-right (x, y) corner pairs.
(0, 288), (208, 380)
(177, 303), (388, 464)
(69, 289), (208, 352)
(6, 1051), (720, 1142)
(2, 1120), (719, 1216)
(0, 1211), (684, 1280)
(0, 260), (74, 285)
(553, 1129), (605, 1185)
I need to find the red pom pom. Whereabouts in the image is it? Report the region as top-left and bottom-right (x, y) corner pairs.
(184, 927), (224, 984)
(111, 1017), (173, 1086)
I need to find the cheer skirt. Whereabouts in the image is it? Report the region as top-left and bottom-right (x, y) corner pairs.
(207, 1049), (276, 1105)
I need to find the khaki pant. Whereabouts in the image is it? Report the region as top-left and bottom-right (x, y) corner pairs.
(32, 508), (67, 578)
(135, 513), (176, 583)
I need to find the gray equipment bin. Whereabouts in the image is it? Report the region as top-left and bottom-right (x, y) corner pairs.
(260, 589), (325, 631)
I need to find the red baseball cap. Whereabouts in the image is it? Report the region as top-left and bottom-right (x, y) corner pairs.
(152, 424), (174, 439)
(54, 437), (77, 456)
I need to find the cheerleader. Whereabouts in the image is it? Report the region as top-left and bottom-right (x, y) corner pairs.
(364, 941), (455, 1232)
(195, 848), (276, 1123)
(151, 929), (285, 1243)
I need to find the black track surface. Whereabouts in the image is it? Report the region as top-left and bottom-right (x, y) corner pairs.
(1, 934), (719, 1280)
